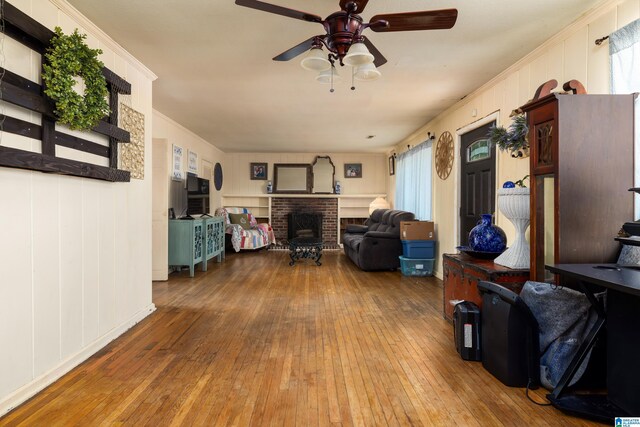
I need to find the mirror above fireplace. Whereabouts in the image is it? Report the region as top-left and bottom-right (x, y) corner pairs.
(273, 163), (312, 193)
(312, 156), (335, 194)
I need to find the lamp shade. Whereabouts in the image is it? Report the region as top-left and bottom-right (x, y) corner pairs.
(354, 63), (381, 81)
(316, 66), (342, 84)
(369, 197), (390, 214)
(343, 42), (374, 67)
(300, 48), (331, 71)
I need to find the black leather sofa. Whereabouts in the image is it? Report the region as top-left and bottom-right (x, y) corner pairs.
(343, 209), (415, 271)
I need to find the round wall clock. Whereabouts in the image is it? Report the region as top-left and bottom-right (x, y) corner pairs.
(435, 131), (454, 180)
(214, 162), (223, 191)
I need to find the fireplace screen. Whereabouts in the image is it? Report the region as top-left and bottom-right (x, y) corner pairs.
(288, 212), (323, 240)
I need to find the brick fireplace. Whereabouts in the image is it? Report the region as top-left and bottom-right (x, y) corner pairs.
(271, 197), (338, 246)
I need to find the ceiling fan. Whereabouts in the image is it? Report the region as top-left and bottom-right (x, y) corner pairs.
(235, 0), (458, 81)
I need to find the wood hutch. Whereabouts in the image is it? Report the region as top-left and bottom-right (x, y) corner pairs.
(522, 80), (635, 282)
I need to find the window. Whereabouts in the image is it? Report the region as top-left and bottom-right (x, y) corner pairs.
(467, 139), (491, 162)
(395, 141), (432, 220)
(610, 19), (640, 216)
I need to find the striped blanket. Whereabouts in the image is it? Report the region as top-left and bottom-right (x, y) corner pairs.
(215, 207), (275, 252)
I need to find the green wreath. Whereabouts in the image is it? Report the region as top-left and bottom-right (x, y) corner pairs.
(42, 27), (110, 130)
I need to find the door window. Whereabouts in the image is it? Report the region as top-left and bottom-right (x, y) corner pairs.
(467, 139), (492, 163)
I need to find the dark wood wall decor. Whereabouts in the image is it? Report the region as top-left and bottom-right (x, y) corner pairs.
(0, 2), (133, 182)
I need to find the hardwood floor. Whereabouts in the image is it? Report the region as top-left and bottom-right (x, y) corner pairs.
(1, 250), (601, 426)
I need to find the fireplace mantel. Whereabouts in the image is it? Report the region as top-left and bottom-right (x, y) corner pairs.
(221, 193), (387, 246)
(223, 194), (386, 199)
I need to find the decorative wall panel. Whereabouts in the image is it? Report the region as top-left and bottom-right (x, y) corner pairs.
(119, 104), (145, 179)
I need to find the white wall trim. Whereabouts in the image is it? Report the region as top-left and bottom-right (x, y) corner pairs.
(456, 111), (501, 136)
(49, 0), (157, 81)
(0, 304), (156, 417)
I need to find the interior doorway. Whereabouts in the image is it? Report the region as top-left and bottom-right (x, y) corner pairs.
(459, 121), (496, 246)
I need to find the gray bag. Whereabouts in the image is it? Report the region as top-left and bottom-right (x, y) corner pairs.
(520, 281), (600, 390)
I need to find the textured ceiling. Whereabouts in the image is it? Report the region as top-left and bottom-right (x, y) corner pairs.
(68, 0), (604, 153)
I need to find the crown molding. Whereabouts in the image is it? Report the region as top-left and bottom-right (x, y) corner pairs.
(153, 109), (226, 155)
(460, 0), (623, 101)
(49, 0), (157, 81)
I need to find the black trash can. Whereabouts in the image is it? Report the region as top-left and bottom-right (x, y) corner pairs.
(478, 281), (540, 388)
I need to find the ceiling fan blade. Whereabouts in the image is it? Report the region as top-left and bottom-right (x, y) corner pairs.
(235, 0), (323, 23)
(362, 37), (387, 68)
(370, 9), (458, 32)
(339, 0), (370, 13)
(273, 36), (320, 61)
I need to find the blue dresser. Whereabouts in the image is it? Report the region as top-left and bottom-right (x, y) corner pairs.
(202, 216), (225, 270)
(169, 217), (224, 277)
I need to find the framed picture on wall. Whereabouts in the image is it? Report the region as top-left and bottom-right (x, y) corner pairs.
(188, 150), (198, 174)
(389, 156), (395, 176)
(344, 163), (362, 178)
(250, 162), (268, 180)
(172, 144), (183, 180)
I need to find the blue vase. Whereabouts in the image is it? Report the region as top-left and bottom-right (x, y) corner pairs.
(468, 214), (507, 252)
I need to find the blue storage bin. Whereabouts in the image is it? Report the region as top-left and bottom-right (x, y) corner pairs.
(402, 240), (436, 259)
(399, 256), (435, 277)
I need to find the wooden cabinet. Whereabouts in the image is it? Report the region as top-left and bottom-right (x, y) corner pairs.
(521, 86), (635, 282)
(442, 253), (529, 321)
(169, 216), (225, 277)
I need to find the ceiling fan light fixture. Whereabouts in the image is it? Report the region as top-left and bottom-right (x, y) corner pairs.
(316, 66), (343, 84)
(354, 63), (381, 81)
(343, 42), (374, 66)
(300, 47), (331, 71)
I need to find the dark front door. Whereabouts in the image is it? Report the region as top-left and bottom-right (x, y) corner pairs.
(459, 122), (496, 246)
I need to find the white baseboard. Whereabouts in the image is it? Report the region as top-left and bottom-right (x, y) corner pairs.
(0, 304), (156, 417)
(152, 269), (168, 281)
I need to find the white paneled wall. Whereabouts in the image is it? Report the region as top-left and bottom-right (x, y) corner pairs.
(390, 0), (640, 279)
(225, 152), (387, 196)
(0, 0), (156, 415)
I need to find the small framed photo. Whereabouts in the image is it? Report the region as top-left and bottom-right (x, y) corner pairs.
(389, 156), (395, 176)
(344, 163), (362, 178)
(250, 163), (268, 180)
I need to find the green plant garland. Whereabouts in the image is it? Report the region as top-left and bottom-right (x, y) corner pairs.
(42, 27), (110, 130)
(487, 114), (529, 153)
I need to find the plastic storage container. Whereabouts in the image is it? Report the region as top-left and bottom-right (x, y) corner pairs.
(399, 256), (435, 276)
(402, 240), (436, 258)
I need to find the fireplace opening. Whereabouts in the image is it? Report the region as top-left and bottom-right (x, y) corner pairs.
(288, 212), (323, 240)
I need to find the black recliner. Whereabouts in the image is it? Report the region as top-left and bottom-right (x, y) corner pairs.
(342, 209), (415, 271)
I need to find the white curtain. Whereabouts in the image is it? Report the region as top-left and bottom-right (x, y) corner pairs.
(395, 141), (432, 220)
(610, 19), (640, 218)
